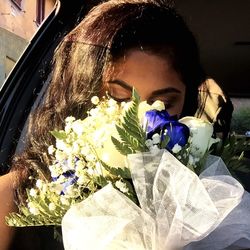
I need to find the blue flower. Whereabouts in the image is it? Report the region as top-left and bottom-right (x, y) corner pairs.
(52, 156), (80, 195)
(61, 171), (78, 195)
(145, 110), (190, 150)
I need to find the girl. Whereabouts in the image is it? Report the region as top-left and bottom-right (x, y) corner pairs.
(0, 0), (232, 249)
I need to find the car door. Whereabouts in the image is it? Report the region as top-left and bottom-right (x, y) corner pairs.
(0, 0), (102, 175)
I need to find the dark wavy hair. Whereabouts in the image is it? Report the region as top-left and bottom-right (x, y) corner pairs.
(12, 0), (206, 202)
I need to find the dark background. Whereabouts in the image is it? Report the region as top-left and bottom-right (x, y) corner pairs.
(175, 0), (250, 97)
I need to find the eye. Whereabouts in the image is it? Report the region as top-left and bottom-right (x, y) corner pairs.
(107, 93), (131, 103)
(107, 85), (132, 103)
(163, 102), (174, 110)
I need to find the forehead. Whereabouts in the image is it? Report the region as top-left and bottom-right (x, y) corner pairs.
(107, 49), (184, 92)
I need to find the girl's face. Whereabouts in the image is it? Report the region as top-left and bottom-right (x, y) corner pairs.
(105, 49), (186, 116)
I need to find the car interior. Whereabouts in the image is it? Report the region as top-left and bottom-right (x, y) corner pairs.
(0, 1), (249, 249)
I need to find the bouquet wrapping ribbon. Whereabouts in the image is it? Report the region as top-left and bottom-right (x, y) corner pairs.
(62, 150), (250, 250)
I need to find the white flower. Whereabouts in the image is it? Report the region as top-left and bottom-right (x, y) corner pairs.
(91, 96), (99, 105)
(138, 101), (152, 123)
(172, 144), (182, 153)
(72, 142), (80, 154)
(28, 202), (39, 215)
(179, 116), (220, 159)
(51, 183), (63, 195)
(77, 175), (88, 185)
(71, 120), (85, 136)
(138, 100), (165, 126)
(121, 101), (132, 112)
(85, 154), (96, 162)
(149, 145), (161, 155)
(163, 129), (168, 136)
(36, 179), (44, 189)
(65, 124), (72, 134)
(96, 124), (126, 169)
(55, 140), (65, 150)
(115, 180), (129, 193)
(49, 203), (56, 211)
(76, 160), (86, 168)
(49, 164), (62, 178)
(55, 150), (67, 161)
(80, 146), (91, 156)
(188, 154), (194, 165)
(29, 207), (39, 215)
(106, 106), (118, 115)
(29, 188), (37, 197)
(89, 108), (99, 117)
(41, 184), (48, 193)
(48, 145), (55, 155)
(151, 100), (165, 111)
(152, 133), (161, 144)
(57, 175), (67, 183)
(65, 116), (76, 123)
(108, 98), (117, 107)
(145, 139), (153, 148)
(65, 186), (76, 197)
(60, 196), (70, 206)
(86, 168), (94, 176)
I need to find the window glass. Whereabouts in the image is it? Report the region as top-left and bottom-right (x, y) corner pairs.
(36, 0), (45, 25)
(231, 98), (250, 136)
(175, 0), (250, 138)
(0, 0), (56, 88)
(4, 56), (16, 78)
(11, 0), (23, 9)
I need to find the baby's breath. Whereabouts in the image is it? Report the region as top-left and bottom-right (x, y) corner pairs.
(91, 96), (99, 105)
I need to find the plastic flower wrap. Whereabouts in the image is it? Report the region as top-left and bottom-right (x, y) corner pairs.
(6, 89), (250, 250)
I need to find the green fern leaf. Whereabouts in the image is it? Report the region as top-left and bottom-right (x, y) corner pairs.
(111, 136), (135, 155)
(101, 160), (131, 179)
(122, 117), (146, 145)
(113, 88), (147, 154)
(50, 130), (67, 140)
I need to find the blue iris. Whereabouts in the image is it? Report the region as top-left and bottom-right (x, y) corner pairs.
(52, 158), (79, 195)
(52, 170), (78, 195)
(145, 110), (189, 150)
(60, 171), (78, 195)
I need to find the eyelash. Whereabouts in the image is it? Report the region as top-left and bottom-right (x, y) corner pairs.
(164, 102), (174, 110)
(108, 92), (175, 110)
(107, 93), (131, 103)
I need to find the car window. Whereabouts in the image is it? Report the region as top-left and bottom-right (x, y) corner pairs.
(0, 0), (56, 88)
(175, 0), (250, 139)
(231, 98), (250, 136)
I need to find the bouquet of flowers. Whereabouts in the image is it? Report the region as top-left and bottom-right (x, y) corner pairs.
(6, 90), (250, 249)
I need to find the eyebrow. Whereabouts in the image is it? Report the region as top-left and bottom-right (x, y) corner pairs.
(151, 87), (181, 96)
(107, 79), (133, 91)
(107, 79), (182, 96)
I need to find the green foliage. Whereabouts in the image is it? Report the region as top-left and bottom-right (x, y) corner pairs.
(158, 129), (170, 149)
(6, 190), (69, 227)
(50, 130), (68, 140)
(98, 161), (137, 204)
(111, 89), (147, 155)
(101, 160), (131, 179)
(231, 107), (250, 135)
(122, 179), (139, 205)
(212, 134), (250, 175)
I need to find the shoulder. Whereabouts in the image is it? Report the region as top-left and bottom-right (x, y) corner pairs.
(0, 172), (17, 205)
(0, 172), (17, 250)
